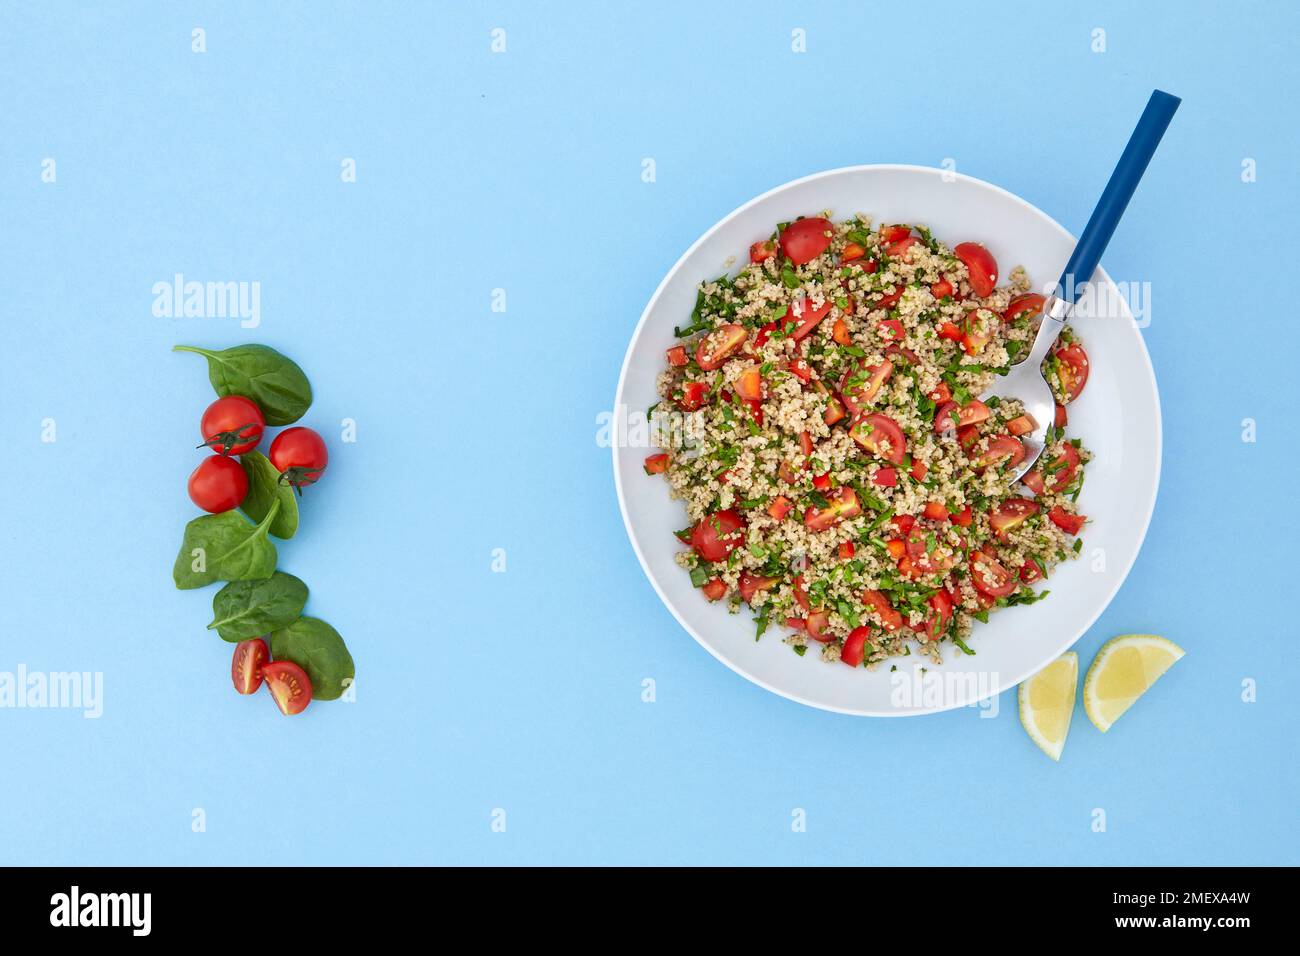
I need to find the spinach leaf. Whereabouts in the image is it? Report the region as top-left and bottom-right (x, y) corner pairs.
(270, 616), (354, 701)
(173, 344), (312, 425)
(172, 501), (280, 589)
(238, 449), (298, 539)
(207, 571), (309, 641)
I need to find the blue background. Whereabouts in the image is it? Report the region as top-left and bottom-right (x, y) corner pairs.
(0, 0), (1293, 865)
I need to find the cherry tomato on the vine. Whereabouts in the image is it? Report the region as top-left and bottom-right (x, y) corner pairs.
(269, 427), (329, 490)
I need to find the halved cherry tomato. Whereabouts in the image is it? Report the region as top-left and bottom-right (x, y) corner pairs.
(643, 453), (668, 474)
(850, 413), (907, 465)
(929, 382), (952, 403)
(924, 590), (953, 641)
(735, 366), (763, 401)
(1054, 343), (1090, 402)
(666, 345), (688, 367)
(738, 572), (780, 604)
(954, 241), (998, 297)
(871, 467), (897, 487)
(937, 321), (964, 342)
(990, 497), (1039, 540)
(950, 504), (973, 527)
(804, 486), (861, 532)
(961, 308), (997, 355)
(807, 611), (833, 643)
(701, 578), (728, 601)
(970, 552), (1016, 598)
(934, 399), (991, 434)
(1022, 442), (1080, 495)
(749, 239), (776, 263)
(886, 236), (921, 259)
(677, 381), (708, 411)
(930, 278), (954, 300)
(839, 359), (892, 415)
(767, 496), (793, 520)
(862, 589), (902, 631)
(1019, 558), (1044, 583)
(905, 530), (961, 574)
(1006, 414), (1036, 436)
(842, 257), (878, 276)
(840, 242), (865, 263)
(696, 324), (748, 370)
(200, 395), (265, 457)
(879, 224), (911, 243)
(839, 541), (855, 560)
(972, 434), (1026, 472)
(831, 317), (852, 346)
(814, 381), (847, 425)
(263, 661), (312, 716)
(957, 424), (980, 451)
(188, 455), (249, 514)
(785, 298), (833, 341)
(841, 627), (871, 666)
(1004, 293), (1045, 324)
(231, 638), (269, 695)
(878, 318), (905, 342)
(781, 217), (834, 265)
(874, 286), (903, 310)
(690, 509), (746, 562)
(923, 501), (949, 522)
(1048, 506), (1087, 534)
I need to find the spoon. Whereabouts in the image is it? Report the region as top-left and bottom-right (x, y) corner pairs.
(999, 89), (1180, 482)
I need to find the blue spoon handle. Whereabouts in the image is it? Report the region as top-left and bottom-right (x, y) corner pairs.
(1058, 89), (1180, 301)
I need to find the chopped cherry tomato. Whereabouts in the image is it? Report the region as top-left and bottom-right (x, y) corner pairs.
(924, 590), (953, 641)
(909, 458), (927, 481)
(792, 574), (820, 613)
(957, 424), (980, 451)
(871, 467), (897, 487)
(1019, 558), (1044, 583)
(950, 504), (973, 527)
(938, 321), (964, 342)
(954, 241), (998, 297)
(961, 308), (997, 355)
(1048, 506), (1087, 534)
(799, 430), (815, 458)
(231, 638), (269, 695)
(878, 318), (905, 341)
(643, 453), (669, 475)
(781, 217), (834, 265)
(831, 317), (852, 345)
(767, 496), (793, 520)
(812, 472), (832, 491)
(815, 381), (847, 425)
(690, 509), (746, 562)
(666, 345), (688, 367)
(695, 324), (748, 370)
(862, 589), (902, 631)
(874, 285), (903, 310)
(188, 455), (249, 514)
(263, 661), (312, 716)
(1023, 442), (1080, 495)
(778, 460), (800, 484)
(677, 381), (708, 411)
(990, 497), (1039, 540)
(788, 357), (813, 383)
(1003, 293), (1045, 324)
(1006, 414), (1036, 436)
(785, 616), (807, 631)
(923, 501), (949, 522)
(839, 359), (892, 416)
(806, 610), (833, 643)
(850, 413), (907, 465)
(1054, 403), (1068, 428)
(929, 382), (952, 403)
(839, 541), (856, 560)
(1054, 342), (1090, 402)
(739, 572), (780, 604)
(841, 627), (871, 666)
(879, 224), (911, 243)
(804, 486), (861, 532)
(934, 398), (990, 434)
(785, 298), (833, 341)
(735, 366), (763, 401)
(886, 236), (921, 259)
(840, 242), (865, 263)
(972, 434), (1026, 472)
(701, 578), (727, 601)
(930, 278), (954, 300)
(749, 239), (776, 263)
(885, 538), (907, 559)
(199, 395), (265, 457)
(969, 551), (1016, 598)
(891, 514), (915, 536)
(754, 322), (778, 348)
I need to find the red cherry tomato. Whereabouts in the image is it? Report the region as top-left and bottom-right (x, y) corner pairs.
(695, 324), (748, 370)
(1020, 558), (1044, 583)
(1022, 442), (1080, 495)
(780, 217), (834, 265)
(263, 661), (312, 716)
(665, 345), (688, 367)
(767, 496), (793, 520)
(738, 572), (780, 605)
(187, 455), (249, 513)
(972, 434), (1026, 472)
(1055, 342), (1090, 402)
(804, 486), (861, 532)
(862, 589), (902, 631)
(839, 359), (892, 416)
(923, 501), (949, 521)
(990, 497), (1039, 540)
(1004, 293), (1046, 324)
(690, 509), (746, 562)
(701, 578), (727, 601)
(874, 286), (903, 310)
(930, 278), (954, 300)
(677, 381), (709, 411)
(643, 453), (669, 474)
(231, 638), (269, 695)
(269, 427), (329, 489)
(749, 240), (776, 263)
(806, 610), (833, 643)
(933, 399), (991, 434)
(878, 318), (905, 341)
(871, 467), (897, 487)
(841, 627), (871, 666)
(850, 413), (907, 465)
(784, 298), (833, 341)
(879, 224), (911, 243)
(840, 242), (866, 263)
(954, 242), (998, 297)
(199, 395), (265, 456)
(1048, 506), (1087, 534)
(969, 551), (1016, 598)
(924, 590), (953, 640)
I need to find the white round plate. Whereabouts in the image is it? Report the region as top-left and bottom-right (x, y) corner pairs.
(613, 165), (1160, 716)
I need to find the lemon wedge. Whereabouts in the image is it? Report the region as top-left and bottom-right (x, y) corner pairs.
(1018, 651), (1078, 761)
(1083, 634), (1184, 732)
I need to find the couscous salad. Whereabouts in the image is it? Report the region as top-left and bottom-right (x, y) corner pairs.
(644, 215), (1091, 668)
